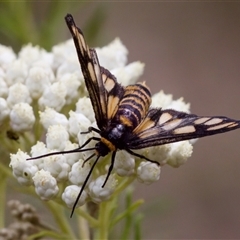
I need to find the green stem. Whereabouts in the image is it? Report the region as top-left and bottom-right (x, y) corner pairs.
(76, 206), (99, 228)
(96, 201), (111, 240)
(113, 176), (135, 197)
(77, 205), (90, 240)
(0, 161), (14, 178)
(0, 173), (7, 228)
(45, 201), (76, 239)
(110, 199), (144, 228)
(134, 214), (143, 240)
(28, 230), (69, 240)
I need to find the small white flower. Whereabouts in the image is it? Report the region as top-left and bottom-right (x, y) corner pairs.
(151, 91), (173, 109)
(136, 144), (170, 166)
(0, 97), (10, 122)
(18, 44), (53, 67)
(75, 97), (95, 123)
(167, 141), (193, 167)
(0, 67), (5, 78)
(137, 162), (161, 184)
(5, 59), (28, 85)
(52, 39), (78, 71)
(7, 83), (32, 108)
(63, 141), (83, 166)
(77, 129), (97, 161)
(32, 169), (59, 200)
(30, 141), (48, 156)
(58, 73), (81, 104)
(25, 66), (54, 99)
(111, 61), (145, 86)
(39, 107), (68, 130)
(56, 61), (82, 81)
(29, 141), (47, 169)
(166, 97), (190, 113)
(10, 103), (35, 131)
(96, 38), (128, 70)
(88, 174), (118, 203)
(52, 39), (82, 81)
(43, 154), (70, 181)
(189, 138), (198, 145)
(114, 151), (135, 176)
(46, 124), (69, 151)
(9, 150), (38, 186)
(62, 185), (87, 208)
(69, 159), (92, 185)
(68, 111), (91, 140)
(0, 44), (16, 70)
(38, 81), (67, 111)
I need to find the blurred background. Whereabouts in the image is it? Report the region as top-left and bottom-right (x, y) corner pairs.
(1, 2), (240, 239)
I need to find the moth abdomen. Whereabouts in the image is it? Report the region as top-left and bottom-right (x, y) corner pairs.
(114, 83), (151, 129)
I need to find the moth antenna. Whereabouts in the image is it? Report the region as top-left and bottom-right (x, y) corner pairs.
(27, 147), (96, 161)
(70, 154), (101, 218)
(27, 136), (101, 160)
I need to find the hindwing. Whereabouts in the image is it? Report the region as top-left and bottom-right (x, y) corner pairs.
(127, 108), (240, 149)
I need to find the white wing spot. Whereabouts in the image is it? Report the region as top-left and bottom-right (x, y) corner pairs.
(194, 117), (210, 124)
(78, 34), (86, 55)
(104, 77), (115, 92)
(107, 95), (120, 118)
(204, 118), (223, 125)
(162, 118), (182, 131)
(227, 122), (239, 128)
(88, 62), (97, 82)
(173, 125), (196, 134)
(207, 123), (233, 131)
(159, 112), (173, 125)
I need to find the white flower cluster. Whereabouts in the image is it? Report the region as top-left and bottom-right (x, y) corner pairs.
(5, 37), (193, 210)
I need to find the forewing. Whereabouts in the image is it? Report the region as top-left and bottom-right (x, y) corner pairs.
(101, 67), (125, 120)
(128, 108), (240, 149)
(65, 14), (108, 129)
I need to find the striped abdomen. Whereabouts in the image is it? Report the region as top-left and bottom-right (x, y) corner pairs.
(114, 82), (151, 129)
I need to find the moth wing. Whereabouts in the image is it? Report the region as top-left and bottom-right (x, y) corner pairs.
(101, 67), (125, 120)
(65, 14), (125, 128)
(65, 14), (108, 129)
(127, 108), (240, 149)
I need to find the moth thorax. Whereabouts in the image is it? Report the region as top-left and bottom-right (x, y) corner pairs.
(95, 140), (112, 156)
(108, 124), (125, 140)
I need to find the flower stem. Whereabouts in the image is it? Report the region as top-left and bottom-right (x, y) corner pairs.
(110, 199), (144, 228)
(0, 172), (7, 228)
(113, 176), (135, 197)
(45, 201), (76, 239)
(76, 206), (99, 227)
(77, 205), (90, 240)
(96, 201), (111, 240)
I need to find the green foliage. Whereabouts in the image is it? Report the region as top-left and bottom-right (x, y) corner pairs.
(0, 2), (105, 51)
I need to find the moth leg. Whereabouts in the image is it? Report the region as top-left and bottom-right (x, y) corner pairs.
(82, 153), (96, 167)
(81, 126), (100, 134)
(126, 149), (160, 166)
(102, 151), (116, 187)
(79, 136), (100, 149)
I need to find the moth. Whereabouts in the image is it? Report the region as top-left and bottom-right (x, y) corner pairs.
(29, 14), (240, 217)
